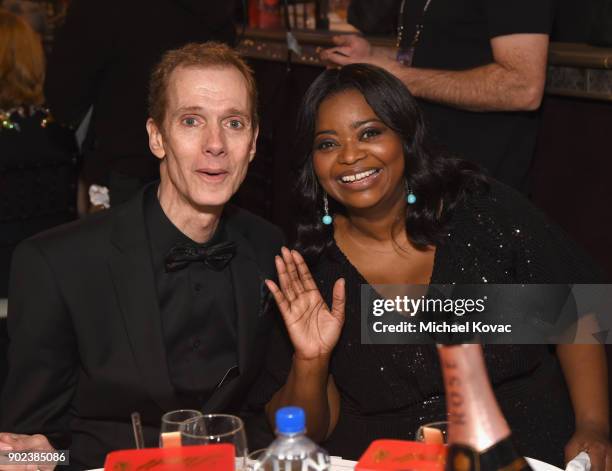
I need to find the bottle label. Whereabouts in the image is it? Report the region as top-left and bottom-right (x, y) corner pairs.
(445, 441), (531, 471)
(303, 453), (330, 471)
(256, 452), (329, 471)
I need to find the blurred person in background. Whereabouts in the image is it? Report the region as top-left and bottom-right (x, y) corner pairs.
(44, 0), (237, 208)
(322, 0), (554, 193)
(1, 0), (50, 37)
(0, 7), (77, 299)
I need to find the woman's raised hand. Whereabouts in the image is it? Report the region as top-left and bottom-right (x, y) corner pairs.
(265, 247), (345, 361)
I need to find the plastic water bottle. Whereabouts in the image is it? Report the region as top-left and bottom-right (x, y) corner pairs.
(254, 406), (330, 471)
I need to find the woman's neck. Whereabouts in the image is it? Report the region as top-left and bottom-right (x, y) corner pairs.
(335, 198), (412, 253)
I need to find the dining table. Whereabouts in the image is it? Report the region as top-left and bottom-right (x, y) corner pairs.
(86, 454), (565, 471)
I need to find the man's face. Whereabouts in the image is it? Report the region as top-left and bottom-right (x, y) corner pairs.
(147, 65), (257, 210)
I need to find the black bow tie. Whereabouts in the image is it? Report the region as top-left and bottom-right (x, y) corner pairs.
(165, 241), (236, 272)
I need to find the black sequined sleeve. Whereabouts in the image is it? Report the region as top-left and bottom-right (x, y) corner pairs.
(488, 182), (607, 284)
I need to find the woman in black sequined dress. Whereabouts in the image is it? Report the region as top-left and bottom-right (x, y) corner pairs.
(258, 64), (610, 469)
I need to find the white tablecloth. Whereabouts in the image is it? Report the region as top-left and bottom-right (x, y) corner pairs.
(526, 457), (564, 471)
(88, 455), (563, 471)
(331, 457), (562, 471)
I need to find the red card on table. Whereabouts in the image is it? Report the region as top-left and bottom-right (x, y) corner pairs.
(356, 439), (446, 471)
(104, 444), (235, 471)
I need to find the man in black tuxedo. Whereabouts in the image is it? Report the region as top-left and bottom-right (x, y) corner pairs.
(0, 42), (283, 470)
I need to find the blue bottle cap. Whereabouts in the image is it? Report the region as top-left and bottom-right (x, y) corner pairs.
(275, 406), (306, 434)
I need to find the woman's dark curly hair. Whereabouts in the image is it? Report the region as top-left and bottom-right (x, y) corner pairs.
(293, 63), (488, 263)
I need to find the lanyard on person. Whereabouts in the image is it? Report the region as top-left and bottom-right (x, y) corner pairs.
(396, 0), (433, 66)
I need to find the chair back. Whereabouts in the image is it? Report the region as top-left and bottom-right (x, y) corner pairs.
(0, 117), (79, 297)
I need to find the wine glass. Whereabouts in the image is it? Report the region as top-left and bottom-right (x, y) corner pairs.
(415, 420), (449, 444)
(181, 414), (248, 470)
(159, 409), (203, 447)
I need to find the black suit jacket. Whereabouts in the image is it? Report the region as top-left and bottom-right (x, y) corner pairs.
(44, 0), (236, 183)
(0, 187), (284, 469)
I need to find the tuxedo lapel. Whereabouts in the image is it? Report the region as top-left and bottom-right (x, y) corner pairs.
(108, 189), (179, 412)
(228, 227), (262, 378)
(203, 212), (265, 411)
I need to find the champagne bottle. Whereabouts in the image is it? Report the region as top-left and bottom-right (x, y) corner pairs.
(438, 344), (532, 471)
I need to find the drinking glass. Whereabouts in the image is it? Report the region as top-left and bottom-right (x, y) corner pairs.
(415, 420), (449, 444)
(181, 414), (248, 470)
(246, 448), (269, 471)
(159, 409), (203, 447)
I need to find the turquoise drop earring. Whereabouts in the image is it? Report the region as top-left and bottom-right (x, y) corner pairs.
(406, 181), (416, 204)
(322, 193), (333, 225)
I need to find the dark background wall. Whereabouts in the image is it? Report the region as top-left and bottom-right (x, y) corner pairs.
(532, 96), (612, 278)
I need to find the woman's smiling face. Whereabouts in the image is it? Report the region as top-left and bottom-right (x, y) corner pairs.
(312, 89), (406, 213)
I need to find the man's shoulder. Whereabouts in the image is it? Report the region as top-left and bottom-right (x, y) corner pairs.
(224, 206), (285, 249)
(17, 208), (117, 259)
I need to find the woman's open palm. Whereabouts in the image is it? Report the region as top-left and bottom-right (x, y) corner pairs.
(265, 247), (345, 360)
